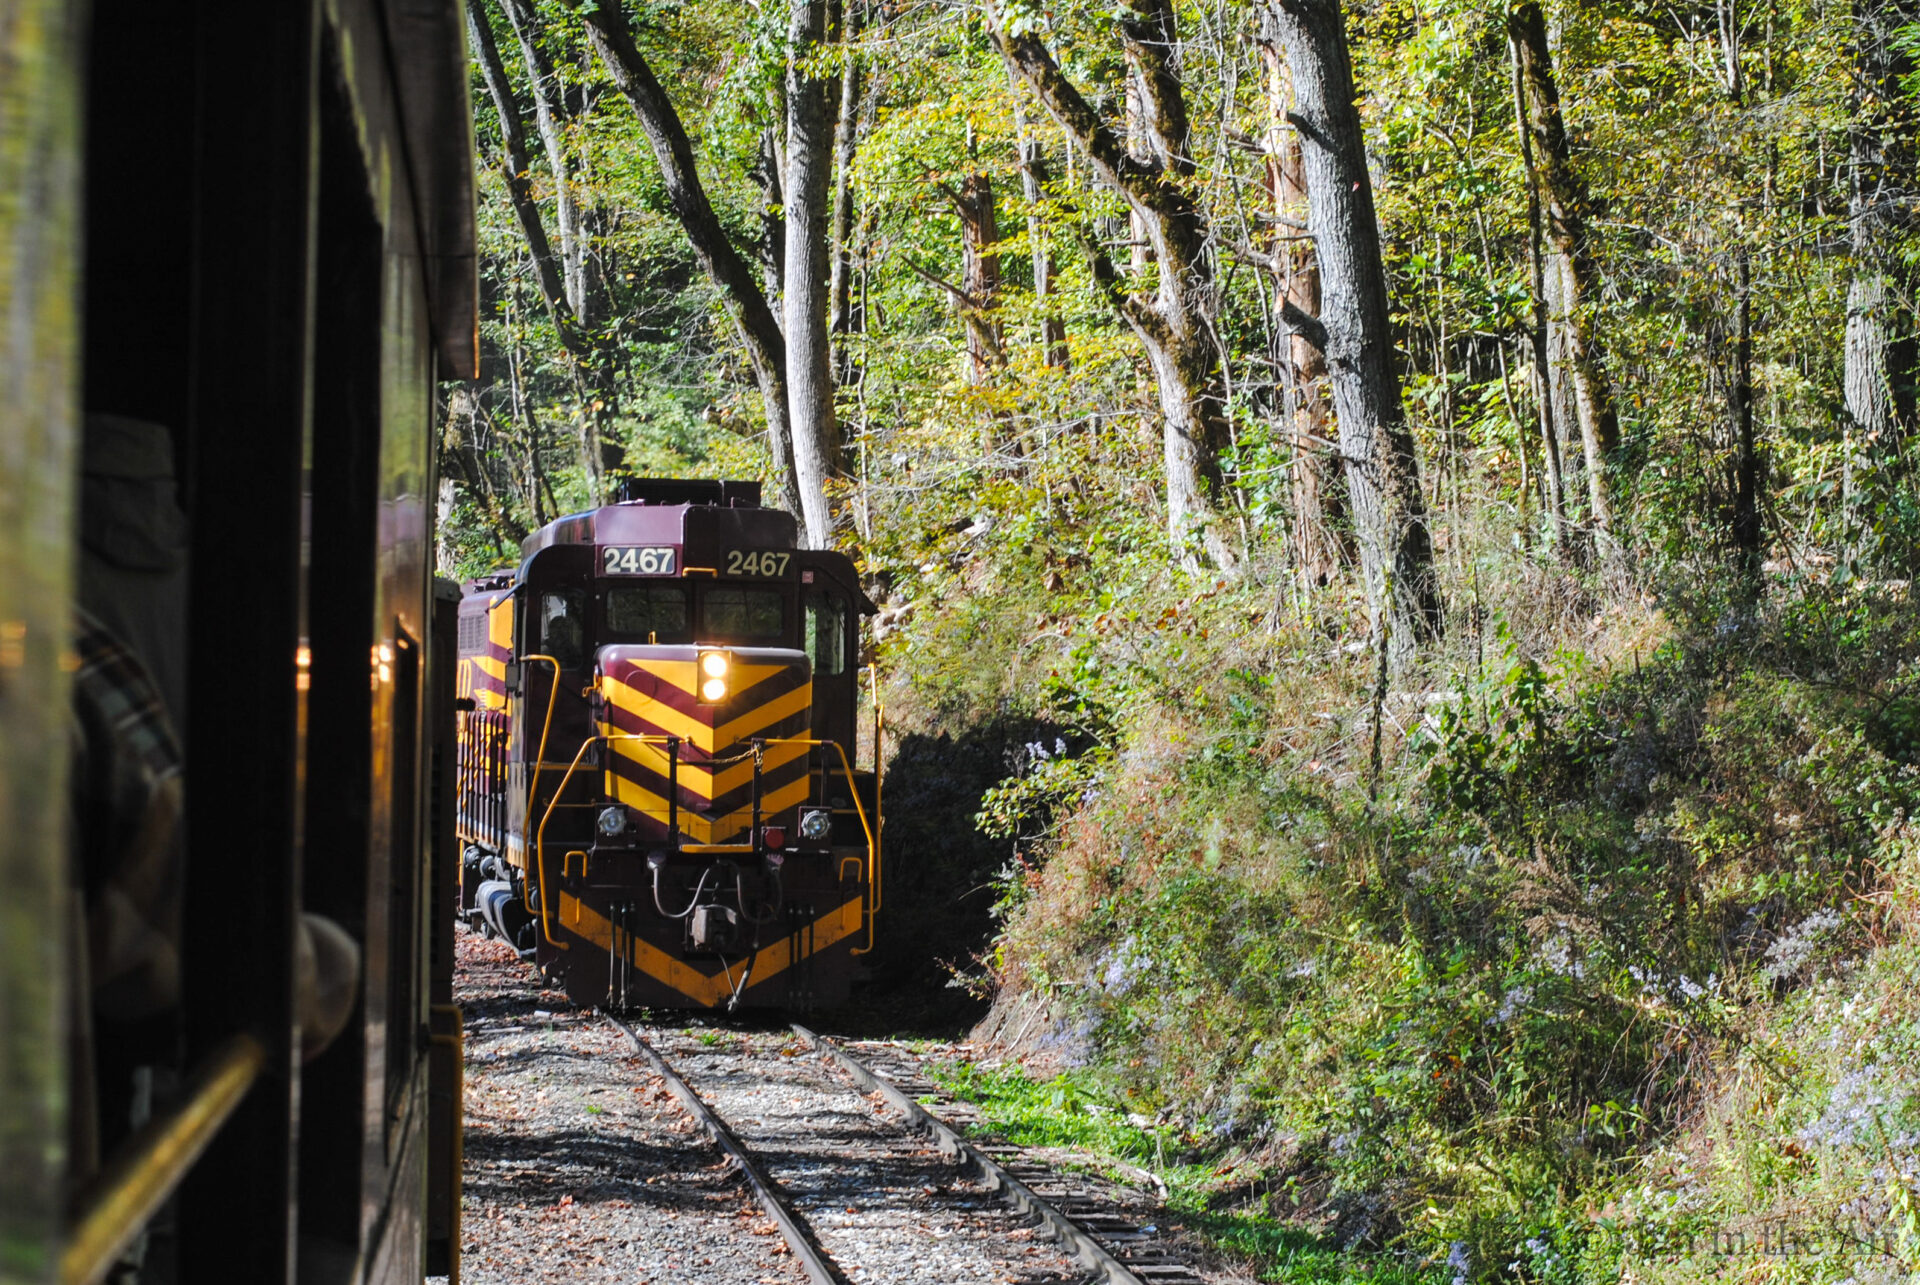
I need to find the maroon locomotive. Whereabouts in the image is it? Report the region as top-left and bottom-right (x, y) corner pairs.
(453, 478), (882, 1009)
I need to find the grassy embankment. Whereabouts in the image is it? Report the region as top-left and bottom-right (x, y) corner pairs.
(873, 527), (1920, 1283)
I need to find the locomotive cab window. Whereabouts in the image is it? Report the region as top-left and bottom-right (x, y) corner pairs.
(805, 590), (848, 676)
(701, 585), (787, 645)
(540, 589), (588, 668)
(605, 583), (692, 642)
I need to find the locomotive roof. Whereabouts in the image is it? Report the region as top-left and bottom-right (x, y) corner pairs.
(519, 493), (798, 560)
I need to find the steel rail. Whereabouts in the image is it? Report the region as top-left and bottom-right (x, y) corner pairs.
(604, 1015), (850, 1285)
(792, 1023), (1150, 1285)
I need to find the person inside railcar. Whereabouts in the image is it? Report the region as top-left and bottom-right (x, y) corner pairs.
(65, 414), (362, 1281)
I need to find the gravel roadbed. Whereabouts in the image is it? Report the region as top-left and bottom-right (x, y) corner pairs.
(456, 931), (807, 1285)
(650, 1026), (1088, 1284)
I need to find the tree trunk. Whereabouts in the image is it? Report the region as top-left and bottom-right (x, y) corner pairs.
(1269, 0), (1441, 655)
(1124, 70), (1154, 279)
(497, 0), (613, 501)
(1729, 247), (1761, 578)
(953, 166), (1004, 383)
(754, 128), (788, 321)
(445, 383), (525, 553)
(499, 0), (591, 322)
(1260, 34), (1344, 586)
(828, 10), (864, 386)
(784, 0), (843, 549)
(1509, 0), (1619, 563)
(581, 4), (804, 513)
(994, 0), (1239, 572)
(1841, 0), (1916, 546)
(467, 0), (575, 341)
(1508, 30), (1569, 553)
(1010, 99), (1069, 368)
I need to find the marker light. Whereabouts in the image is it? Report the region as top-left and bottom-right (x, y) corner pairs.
(700, 676), (728, 703)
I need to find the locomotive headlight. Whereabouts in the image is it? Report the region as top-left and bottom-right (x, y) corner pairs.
(697, 650), (730, 704)
(799, 807), (833, 843)
(596, 806), (628, 838)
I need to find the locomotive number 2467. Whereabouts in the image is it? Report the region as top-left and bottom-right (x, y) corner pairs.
(725, 549), (792, 577)
(601, 545), (677, 575)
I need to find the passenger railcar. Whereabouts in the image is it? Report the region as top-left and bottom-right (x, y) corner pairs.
(453, 479), (883, 1011)
(1, 0), (475, 1281)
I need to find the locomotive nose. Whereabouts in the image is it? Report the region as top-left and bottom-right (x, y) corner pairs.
(592, 643), (815, 850)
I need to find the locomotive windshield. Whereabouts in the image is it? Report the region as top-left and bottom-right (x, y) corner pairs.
(605, 583), (692, 641)
(702, 585), (787, 643)
(600, 581), (790, 646)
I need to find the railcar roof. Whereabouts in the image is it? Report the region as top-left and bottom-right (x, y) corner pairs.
(391, 0), (480, 377)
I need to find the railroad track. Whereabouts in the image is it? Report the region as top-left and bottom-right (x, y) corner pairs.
(603, 1016), (1207, 1285)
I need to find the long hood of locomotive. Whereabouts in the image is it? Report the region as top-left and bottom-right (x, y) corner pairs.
(594, 645), (812, 845)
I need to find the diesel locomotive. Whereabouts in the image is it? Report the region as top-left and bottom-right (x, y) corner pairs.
(454, 478), (882, 1010)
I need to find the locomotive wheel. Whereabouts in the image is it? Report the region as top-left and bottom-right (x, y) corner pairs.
(560, 948), (610, 1009)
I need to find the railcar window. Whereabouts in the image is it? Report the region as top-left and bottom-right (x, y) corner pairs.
(701, 586), (786, 644)
(540, 590), (587, 668)
(805, 591), (847, 676)
(605, 584), (691, 642)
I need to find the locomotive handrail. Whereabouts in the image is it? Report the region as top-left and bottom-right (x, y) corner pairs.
(534, 732), (663, 949)
(535, 732), (882, 954)
(517, 653), (564, 868)
(787, 737), (880, 955)
(868, 663), (885, 923)
(61, 1033), (267, 1285)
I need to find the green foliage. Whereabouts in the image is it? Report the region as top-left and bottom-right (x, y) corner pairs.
(448, 0), (1920, 1277)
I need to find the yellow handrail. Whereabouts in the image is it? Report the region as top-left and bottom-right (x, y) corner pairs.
(536, 733), (881, 954)
(62, 1034), (267, 1285)
(534, 732), (663, 948)
(516, 654), (562, 864)
(814, 736), (880, 955)
(867, 663), (885, 920)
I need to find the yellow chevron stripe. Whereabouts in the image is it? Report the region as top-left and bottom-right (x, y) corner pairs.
(608, 737), (810, 802)
(630, 660), (796, 702)
(606, 773), (814, 844)
(718, 682), (814, 742)
(474, 654), (506, 680)
(558, 894), (864, 1006)
(602, 677), (812, 754)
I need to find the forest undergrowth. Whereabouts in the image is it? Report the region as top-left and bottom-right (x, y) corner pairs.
(873, 507), (1920, 1283)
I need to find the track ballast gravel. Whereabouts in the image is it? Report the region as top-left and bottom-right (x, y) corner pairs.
(456, 931), (806, 1285)
(646, 1026), (1085, 1285)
